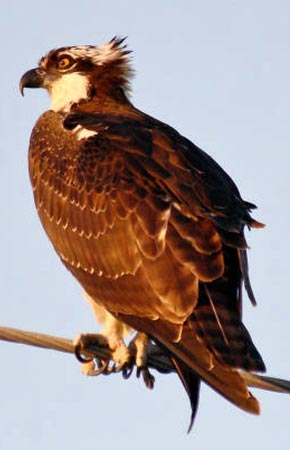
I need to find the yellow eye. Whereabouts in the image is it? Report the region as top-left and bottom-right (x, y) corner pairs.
(57, 56), (74, 70)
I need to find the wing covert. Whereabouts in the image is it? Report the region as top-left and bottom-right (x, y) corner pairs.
(29, 109), (263, 368)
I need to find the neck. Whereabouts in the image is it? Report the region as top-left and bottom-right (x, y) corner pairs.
(49, 73), (90, 112)
(69, 88), (132, 116)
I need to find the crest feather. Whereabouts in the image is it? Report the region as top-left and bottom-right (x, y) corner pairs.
(62, 37), (131, 66)
(59, 37), (134, 93)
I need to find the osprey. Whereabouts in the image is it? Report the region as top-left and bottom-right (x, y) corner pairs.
(20, 37), (290, 429)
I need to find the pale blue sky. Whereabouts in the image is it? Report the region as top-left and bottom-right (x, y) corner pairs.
(1, 1), (290, 449)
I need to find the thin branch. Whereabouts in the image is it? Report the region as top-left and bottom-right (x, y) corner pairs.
(0, 325), (174, 374)
(0, 325), (288, 393)
(0, 326), (74, 353)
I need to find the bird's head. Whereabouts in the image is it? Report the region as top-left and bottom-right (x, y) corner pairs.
(20, 37), (133, 112)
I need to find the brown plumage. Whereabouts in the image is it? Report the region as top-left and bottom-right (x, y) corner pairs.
(20, 37), (290, 430)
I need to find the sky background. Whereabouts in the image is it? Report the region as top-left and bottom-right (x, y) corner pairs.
(0, 1), (290, 449)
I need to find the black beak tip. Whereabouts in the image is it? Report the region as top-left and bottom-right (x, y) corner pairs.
(19, 68), (45, 96)
(19, 74), (27, 96)
(19, 82), (25, 97)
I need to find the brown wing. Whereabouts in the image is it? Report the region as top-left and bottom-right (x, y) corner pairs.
(29, 108), (265, 418)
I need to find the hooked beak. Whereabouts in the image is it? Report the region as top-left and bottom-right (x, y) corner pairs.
(19, 68), (46, 96)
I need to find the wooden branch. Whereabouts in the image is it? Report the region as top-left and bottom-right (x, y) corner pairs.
(1, 325), (288, 393)
(0, 325), (174, 375)
(0, 326), (74, 353)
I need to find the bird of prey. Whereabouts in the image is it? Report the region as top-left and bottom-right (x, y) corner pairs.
(20, 37), (290, 430)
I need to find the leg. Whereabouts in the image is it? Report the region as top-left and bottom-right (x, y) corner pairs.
(75, 292), (155, 386)
(129, 332), (155, 389)
(74, 308), (133, 374)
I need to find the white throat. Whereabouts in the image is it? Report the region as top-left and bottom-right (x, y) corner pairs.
(48, 72), (90, 112)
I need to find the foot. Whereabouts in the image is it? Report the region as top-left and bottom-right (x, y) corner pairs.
(74, 333), (132, 375)
(73, 332), (155, 388)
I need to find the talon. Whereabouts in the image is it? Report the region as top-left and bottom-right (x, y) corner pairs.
(122, 364), (134, 380)
(73, 332), (110, 363)
(98, 360), (114, 375)
(91, 359), (110, 376)
(81, 359), (110, 376)
(74, 344), (94, 363)
(137, 367), (155, 389)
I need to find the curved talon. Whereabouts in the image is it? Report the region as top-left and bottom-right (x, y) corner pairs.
(92, 359), (110, 375)
(103, 361), (132, 375)
(74, 345), (94, 364)
(122, 365), (134, 380)
(137, 367), (155, 389)
(144, 372), (155, 390)
(102, 362), (117, 375)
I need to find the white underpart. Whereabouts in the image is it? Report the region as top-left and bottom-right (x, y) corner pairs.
(48, 72), (89, 112)
(83, 291), (132, 339)
(73, 124), (97, 141)
(78, 292), (149, 374)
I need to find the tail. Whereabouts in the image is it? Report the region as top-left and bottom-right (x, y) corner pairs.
(171, 357), (201, 432)
(119, 312), (264, 414)
(166, 331), (290, 431)
(117, 311), (290, 431)
(162, 324), (261, 416)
